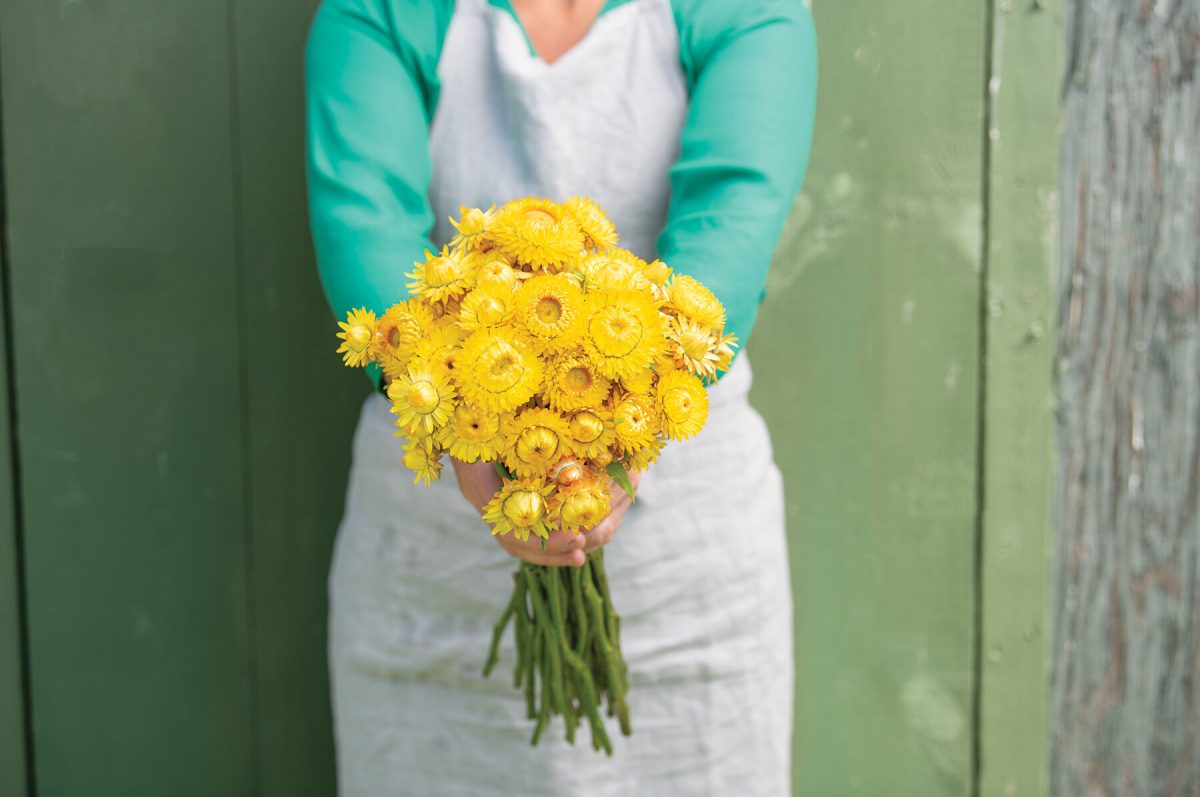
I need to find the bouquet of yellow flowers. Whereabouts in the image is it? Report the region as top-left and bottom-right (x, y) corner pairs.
(333, 196), (736, 755)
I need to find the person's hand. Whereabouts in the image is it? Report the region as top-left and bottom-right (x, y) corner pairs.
(579, 469), (642, 554)
(450, 457), (643, 567)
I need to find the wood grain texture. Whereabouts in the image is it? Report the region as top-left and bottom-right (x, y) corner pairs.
(1053, 1), (1200, 795)
(0, 1), (255, 793)
(976, 2), (1060, 796)
(749, 3), (988, 794)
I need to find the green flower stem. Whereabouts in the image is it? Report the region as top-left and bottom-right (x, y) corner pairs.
(525, 609), (540, 721)
(531, 642), (551, 747)
(543, 565), (579, 743)
(523, 566), (566, 719)
(561, 643), (612, 755)
(581, 560), (608, 698)
(569, 565), (590, 659)
(512, 573), (529, 690)
(583, 567), (629, 733)
(589, 549), (630, 732)
(483, 552), (632, 751)
(482, 578), (519, 678)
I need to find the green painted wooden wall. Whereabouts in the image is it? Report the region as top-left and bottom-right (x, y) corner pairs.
(0, 1), (1059, 795)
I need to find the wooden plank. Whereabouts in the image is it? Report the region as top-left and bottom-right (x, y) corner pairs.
(1053, 2), (1200, 795)
(976, 2), (1060, 796)
(232, 1), (358, 793)
(0, 1), (255, 793)
(748, 3), (987, 795)
(0, 184), (29, 794)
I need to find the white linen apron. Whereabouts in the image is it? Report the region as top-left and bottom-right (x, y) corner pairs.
(327, 1), (793, 793)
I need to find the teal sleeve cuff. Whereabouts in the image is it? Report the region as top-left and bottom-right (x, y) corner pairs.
(661, 0), (818, 380)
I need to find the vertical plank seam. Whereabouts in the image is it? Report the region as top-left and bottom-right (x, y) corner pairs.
(0, 68), (36, 797)
(972, 0), (998, 795)
(225, 0), (261, 791)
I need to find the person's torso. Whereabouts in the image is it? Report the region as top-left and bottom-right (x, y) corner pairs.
(427, 0), (689, 260)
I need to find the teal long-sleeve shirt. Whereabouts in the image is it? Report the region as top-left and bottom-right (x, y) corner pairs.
(305, 0), (817, 390)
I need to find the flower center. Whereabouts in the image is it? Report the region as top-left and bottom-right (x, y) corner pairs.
(562, 492), (606, 528)
(615, 399), (649, 433)
(591, 309), (642, 357)
(455, 407), (496, 441)
(569, 412), (604, 443)
(516, 427), (561, 464)
(478, 344), (523, 391)
(564, 365), (592, 391)
(348, 324), (372, 348)
(535, 296), (563, 324)
(663, 388), (692, 422)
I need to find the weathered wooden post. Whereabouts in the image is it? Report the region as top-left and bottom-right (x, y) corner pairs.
(1053, 2), (1200, 795)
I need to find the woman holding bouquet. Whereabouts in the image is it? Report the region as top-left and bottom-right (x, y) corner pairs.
(305, 0), (817, 793)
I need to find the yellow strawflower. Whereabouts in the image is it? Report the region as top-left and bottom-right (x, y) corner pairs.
(490, 197), (584, 268)
(642, 258), (672, 287)
(575, 250), (652, 292)
(655, 369), (708, 441)
(504, 407), (572, 479)
(551, 477), (612, 534)
(331, 197), (737, 562)
(388, 359), (457, 437)
(624, 434), (665, 471)
(565, 409), (617, 460)
(664, 315), (721, 379)
(436, 402), (510, 463)
(667, 274), (725, 330)
(564, 196), (618, 250)
(483, 477), (555, 542)
(618, 365), (655, 395)
(434, 297), (463, 323)
(543, 351), (612, 411)
(549, 456), (587, 488)
(336, 307), (377, 367)
(413, 323), (464, 377)
(374, 300), (434, 379)
(610, 391), (659, 453)
(454, 328), (544, 413)
(476, 256), (521, 292)
(582, 289), (666, 380)
(402, 437), (444, 485)
(406, 246), (475, 303)
(458, 283), (514, 331)
(513, 273), (586, 353)
(448, 205), (496, 251)
(373, 301), (424, 355)
(715, 331), (740, 371)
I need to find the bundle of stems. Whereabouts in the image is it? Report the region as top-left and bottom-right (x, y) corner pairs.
(483, 548), (631, 754)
